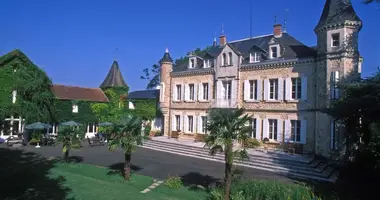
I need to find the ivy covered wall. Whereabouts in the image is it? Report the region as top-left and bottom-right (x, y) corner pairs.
(53, 100), (98, 124)
(129, 98), (160, 120)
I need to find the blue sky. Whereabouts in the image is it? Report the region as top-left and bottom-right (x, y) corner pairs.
(0, 0), (379, 91)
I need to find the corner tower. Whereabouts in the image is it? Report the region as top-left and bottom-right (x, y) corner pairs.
(159, 48), (173, 136)
(314, 0), (362, 157)
(100, 60), (128, 89)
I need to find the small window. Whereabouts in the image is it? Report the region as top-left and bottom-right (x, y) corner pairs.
(291, 78), (302, 100)
(190, 59), (195, 68)
(249, 118), (257, 138)
(202, 83), (209, 100)
(271, 46), (278, 58)
(175, 115), (181, 131)
(290, 120), (301, 142)
(176, 85), (182, 101)
(331, 33), (340, 47)
(189, 84), (195, 101)
(250, 53), (260, 63)
(222, 81), (232, 100)
(268, 119), (278, 140)
(228, 52), (233, 65)
(249, 80), (257, 100)
(204, 60), (211, 68)
(269, 79), (278, 100)
(188, 116), (194, 132)
(72, 104), (78, 113)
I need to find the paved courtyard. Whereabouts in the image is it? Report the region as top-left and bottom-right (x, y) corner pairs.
(2, 143), (296, 186)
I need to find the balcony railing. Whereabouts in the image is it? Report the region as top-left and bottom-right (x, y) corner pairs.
(211, 98), (238, 108)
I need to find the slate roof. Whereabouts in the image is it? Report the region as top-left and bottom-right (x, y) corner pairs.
(52, 84), (109, 102)
(128, 90), (159, 99)
(100, 61), (128, 88)
(172, 33), (316, 73)
(315, 0), (361, 31)
(160, 50), (173, 63)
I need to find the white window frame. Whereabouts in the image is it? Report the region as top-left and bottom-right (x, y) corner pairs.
(189, 59), (195, 69)
(189, 84), (195, 101)
(291, 77), (302, 100)
(269, 79), (278, 100)
(72, 104), (78, 113)
(222, 81), (232, 100)
(201, 116), (207, 134)
(331, 71), (340, 99)
(331, 33), (340, 47)
(269, 44), (280, 59)
(175, 115), (181, 131)
(204, 59), (211, 68)
(268, 119), (278, 141)
(249, 80), (257, 100)
(289, 120), (301, 142)
(222, 53), (227, 66)
(175, 84), (182, 101)
(249, 118), (257, 138)
(228, 52), (233, 65)
(249, 53), (260, 63)
(202, 83), (209, 100)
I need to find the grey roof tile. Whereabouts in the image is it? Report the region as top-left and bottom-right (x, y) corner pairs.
(100, 61), (128, 88)
(128, 89), (159, 99)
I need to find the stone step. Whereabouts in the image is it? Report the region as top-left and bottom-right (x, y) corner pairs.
(146, 139), (314, 165)
(142, 142), (334, 179)
(140, 143), (336, 183)
(144, 141), (324, 173)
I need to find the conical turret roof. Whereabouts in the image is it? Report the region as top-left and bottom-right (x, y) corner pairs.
(100, 60), (127, 88)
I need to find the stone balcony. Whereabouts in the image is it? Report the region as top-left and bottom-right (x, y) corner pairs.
(211, 98), (238, 108)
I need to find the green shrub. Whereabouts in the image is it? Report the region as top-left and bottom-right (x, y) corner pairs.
(29, 138), (40, 145)
(164, 176), (183, 189)
(243, 138), (261, 148)
(144, 124), (151, 136)
(154, 130), (161, 136)
(209, 180), (320, 200)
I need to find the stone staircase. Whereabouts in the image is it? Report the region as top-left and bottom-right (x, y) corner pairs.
(141, 138), (338, 183)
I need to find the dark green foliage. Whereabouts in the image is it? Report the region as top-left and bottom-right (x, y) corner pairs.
(56, 126), (83, 161)
(130, 99), (158, 120)
(53, 100), (97, 123)
(164, 176), (183, 189)
(0, 50), (55, 124)
(363, 0), (380, 4)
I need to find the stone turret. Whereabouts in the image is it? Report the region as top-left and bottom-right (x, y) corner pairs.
(159, 48), (173, 136)
(100, 60), (128, 88)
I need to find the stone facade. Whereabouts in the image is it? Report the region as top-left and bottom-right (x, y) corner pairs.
(158, 0), (363, 158)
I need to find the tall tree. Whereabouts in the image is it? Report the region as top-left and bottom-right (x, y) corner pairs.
(108, 115), (144, 180)
(205, 108), (251, 200)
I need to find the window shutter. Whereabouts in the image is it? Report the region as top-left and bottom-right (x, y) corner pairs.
(301, 76), (308, 101)
(262, 119), (269, 139)
(172, 115), (176, 131)
(285, 78), (291, 100)
(284, 120), (291, 142)
(257, 80), (262, 101)
(185, 84), (189, 101)
(208, 81), (212, 100)
(255, 118), (261, 140)
(183, 116), (188, 133)
(278, 78), (284, 101)
(198, 83), (204, 101)
(300, 119), (307, 144)
(216, 81), (222, 99)
(263, 79), (269, 101)
(244, 80), (249, 101)
(330, 119), (334, 149)
(231, 80), (237, 102)
(197, 116), (202, 133)
(172, 84), (176, 100)
(194, 84), (198, 101)
(193, 117), (197, 133)
(277, 120), (283, 142)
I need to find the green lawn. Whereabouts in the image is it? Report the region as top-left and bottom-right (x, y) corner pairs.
(50, 163), (208, 200)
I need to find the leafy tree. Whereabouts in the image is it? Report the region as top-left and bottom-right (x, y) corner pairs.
(205, 108), (251, 200)
(108, 115), (144, 180)
(56, 126), (83, 161)
(363, 0), (380, 4)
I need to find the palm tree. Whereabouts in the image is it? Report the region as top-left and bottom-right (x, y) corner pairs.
(108, 115), (144, 180)
(205, 108), (252, 200)
(56, 127), (82, 161)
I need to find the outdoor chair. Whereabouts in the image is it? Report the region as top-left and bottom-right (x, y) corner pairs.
(87, 136), (105, 147)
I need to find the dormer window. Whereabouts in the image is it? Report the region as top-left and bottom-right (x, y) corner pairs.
(331, 33), (340, 47)
(269, 45), (280, 59)
(204, 59), (212, 68)
(249, 53), (261, 63)
(222, 53), (227, 66)
(228, 52), (233, 65)
(189, 59), (195, 68)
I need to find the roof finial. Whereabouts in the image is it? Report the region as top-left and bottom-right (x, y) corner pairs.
(283, 9), (289, 33)
(165, 48), (169, 53)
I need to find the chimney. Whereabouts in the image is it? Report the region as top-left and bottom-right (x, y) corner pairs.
(273, 24), (283, 38)
(219, 34), (227, 46)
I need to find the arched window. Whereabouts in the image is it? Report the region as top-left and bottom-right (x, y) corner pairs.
(222, 53), (227, 66)
(228, 52), (233, 65)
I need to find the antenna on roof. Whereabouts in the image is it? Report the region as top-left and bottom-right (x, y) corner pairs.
(283, 9), (289, 33)
(249, 0), (253, 38)
(274, 15), (277, 25)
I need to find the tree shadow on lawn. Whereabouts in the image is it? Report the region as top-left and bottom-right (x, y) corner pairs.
(0, 147), (73, 200)
(180, 172), (221, 191)
(107, 162), (143, 177)
(290, 165), (380, 200)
